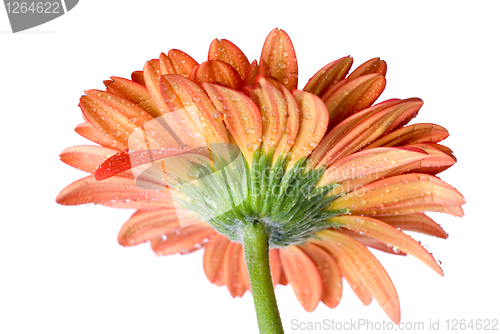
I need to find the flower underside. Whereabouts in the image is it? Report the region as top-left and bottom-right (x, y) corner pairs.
(56, 28), (465, 325)
(177, 146), (346, 247)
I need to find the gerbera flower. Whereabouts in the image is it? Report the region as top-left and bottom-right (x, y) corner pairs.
(57, 28), (464, 332)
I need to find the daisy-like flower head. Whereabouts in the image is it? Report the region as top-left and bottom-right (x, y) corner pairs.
(57, 28), (464, 325)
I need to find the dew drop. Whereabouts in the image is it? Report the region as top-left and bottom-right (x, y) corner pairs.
(245, 127), (255, 134)
(247, 142), (257, 151)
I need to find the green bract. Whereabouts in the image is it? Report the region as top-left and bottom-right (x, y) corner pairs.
(175, 144), (347, 247)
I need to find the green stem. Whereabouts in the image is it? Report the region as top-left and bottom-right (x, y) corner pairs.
(242, 222), (284, 334)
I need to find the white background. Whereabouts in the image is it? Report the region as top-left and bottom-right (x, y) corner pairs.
(1, 1), (499, 333)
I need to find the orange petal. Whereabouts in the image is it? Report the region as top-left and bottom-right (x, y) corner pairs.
(243, 60), (266, 87)
(143, 59), (169, 112)
(304, 56), (353, 96)
(191, 60), (243, 90)
(269, 248), (282, 288)
(404, 143), (456, 174)
(60, 145), (131, 176)
(222, 242), (246, 297)
(323, 74), (387, 125)
(203, 83), (263, 164)
(289, 90), (329, 167)
(159, 52), (176, 75)
(208, 39), (250, 79)
(95, 146), (195, 181)
(309, 99), (401, 166)
(426, 143), (456, 160)
(246, 76), (288, 153)
(280, 246), (322, 312)
(75, 123), (126, 150)
(203, 234), (231, 284)
(340, 229), (407, 256)
(318, 147), (428, 193)
(374, 213), (448, 239)
(131, 71), (145, 86)
(150, 224), (215, 256)
(105, 76), (161, 118)
(260, 28), (298, 90)
(299, 243), (343, 309)
(315, 230), (401, 323)
(55, 176), (173, 209)
(158, 49), (199, 77)
(364, 123), (449, 149)
(79, 90), (157, 149)
(117, 208), (203, 246)
(312, 98), (423, 168)
(328, 174), (465, 216)
(334, 215), (443, 275)
(272, 83), (300, 163)
(346, 58), (387, 81)
(162, 74), (229, 144)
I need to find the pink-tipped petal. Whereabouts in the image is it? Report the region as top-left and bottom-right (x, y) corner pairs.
(79, 90), (157, 149)
(131, 71), (145, 86)
(208, 39), (250, 79)
(364, 123), (449, 149)
(323, 74), (387, 125)
(347, 58), (387, 81)
(304, 56), (353, 96)
(105, 76), (161, 118)
(162, 74), (229, 144)
(203, 83), (263, 164)
(143, 59), (171, 114)
(272, 83), (300, 163)
(191, 60), (243, 90)
(246, 76), (287, 153)
(289, 91), (329, 167)
(158, 49), (199, 77)
(404, 143), (456, 174)
(312, 99), (423, 168)
(260, 28), (298, 90)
